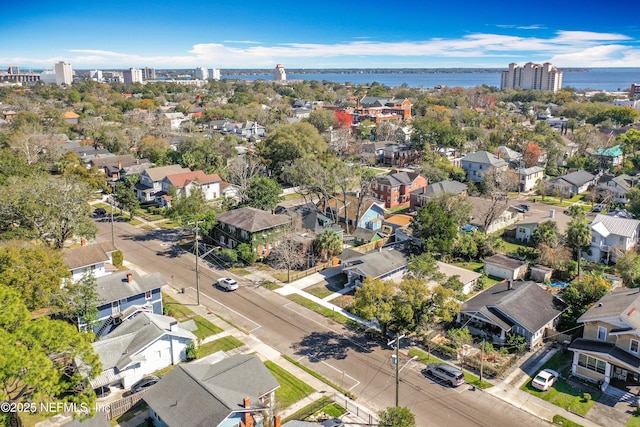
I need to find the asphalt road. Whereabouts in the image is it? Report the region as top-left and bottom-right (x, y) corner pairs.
(94, 217), (550, 426)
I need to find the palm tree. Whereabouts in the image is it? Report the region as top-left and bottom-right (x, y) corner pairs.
(566, 210), (591, 277)
(315, 230), (343, 262)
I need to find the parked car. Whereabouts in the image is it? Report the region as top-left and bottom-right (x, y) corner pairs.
(216, 277), (239, 291)
(425, 363), (465, 387)
(93, 207), (107, 217)
(129, 375), (160, 394)
(531, 369), (558, 391)
(517, 204), (530, 212)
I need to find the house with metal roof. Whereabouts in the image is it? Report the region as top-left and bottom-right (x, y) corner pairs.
(590, 144), (625, 168)
(144, 354), (279, 427)
(458, 280), (566, 349)
(569, 287), (640, 391)
(460, 151), (508, 182)
(586, 214), (640, 263)
(90, 312), (196, 391)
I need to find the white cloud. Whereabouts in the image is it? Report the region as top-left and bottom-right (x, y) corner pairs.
(3, 30), (639, 68)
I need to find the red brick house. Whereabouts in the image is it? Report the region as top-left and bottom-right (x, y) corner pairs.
(371, 171), (428, 209)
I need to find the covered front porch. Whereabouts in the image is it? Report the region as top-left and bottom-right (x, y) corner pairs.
(569, 338), (640, 390)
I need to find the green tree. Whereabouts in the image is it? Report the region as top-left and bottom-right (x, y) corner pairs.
(257, 122), (326, 174)
(394, 277), (432, 334)
(167, 187), (217, 235)
(506, 332), (528, 353)
(0, 176), (96, 248)
(560, 273), (610, 328)
(56, 273), (102, 331)
(628, 187), (640, 217)
(315, 230), (343, 261)
(0, 242), (71, 311)
(378, 406), (416, 427)
(531, 220), (561, 248)
(306, 109), (337, 133)
(351, 278), (395, 337)
(565, 210), (591, 277)
(235, 243), (257, 265)
(113, 180), (140, 220)
(615, 251), (640, 287)
(0, 284), (101, 425)
(245, 176), (283, 211)
(410, 201), (458, 256)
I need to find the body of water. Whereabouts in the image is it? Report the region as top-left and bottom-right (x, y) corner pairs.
(222, 68), (640, 92)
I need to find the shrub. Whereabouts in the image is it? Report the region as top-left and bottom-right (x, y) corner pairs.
(582, 392), (592, 403)
(112, 250), (124, 267)
(185, 341), (199, 361)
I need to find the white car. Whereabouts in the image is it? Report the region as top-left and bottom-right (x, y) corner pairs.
(216, 277), (239, 291)
(532, 369), (559, 391)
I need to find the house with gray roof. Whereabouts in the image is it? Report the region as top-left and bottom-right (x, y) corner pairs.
(586, 214), (640, 263)
(551, 170), (597, 196)
(135, 165), (191, 202)
(213, 207), (291, 258)
(461, 151), (508, 182)
(90, 312), (196, 391)
(410, 180), (468, 209)
(483, 254), (528, 280)
(458, 280), (566, 349)
(144, 354), (279, 427)
(569, 287), (640, 390)
(597, 173), (638, 204)
(342, 244), (409, 287)
(89, 154), (152, 181)
(92, 270), (165, 337)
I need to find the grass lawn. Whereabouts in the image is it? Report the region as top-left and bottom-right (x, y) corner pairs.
(500, 239), (528, 254)
(286, 294), (360, 330)
(408, 348), (493, 389)
(163, 293), (223, 340)
(265, 361), (315, 409)
(229, 267), (252, 276)
(262, 281), (283, 290)
(453, 261), (484, 272)
(198, 336), (244, 358)
(306, 284), (336, 299)
(111, 400), (148, 425)
(628, 414), (640, 427)
(284, 397), (345, 423)
(521, 351), (598, 416)
(553, 415), (584, 427)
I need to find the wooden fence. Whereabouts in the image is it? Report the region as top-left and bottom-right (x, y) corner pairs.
(103, 389), (148, 420)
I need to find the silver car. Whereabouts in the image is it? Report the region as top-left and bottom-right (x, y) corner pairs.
(426, 363), (465, 387)
(216, 277), (239, 291)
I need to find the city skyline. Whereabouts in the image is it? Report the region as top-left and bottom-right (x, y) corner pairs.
(2, 0), (640, 70)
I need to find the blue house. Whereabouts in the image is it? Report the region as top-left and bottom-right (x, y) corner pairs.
(92, 270), (165, 337)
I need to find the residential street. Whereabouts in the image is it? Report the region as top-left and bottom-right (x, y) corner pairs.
(94, 217), (554, 426)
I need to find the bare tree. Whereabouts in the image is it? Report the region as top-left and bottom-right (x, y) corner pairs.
(226, 156), (266, 204)
(268, 233), (306, 282)
(8, 123), (51, 165)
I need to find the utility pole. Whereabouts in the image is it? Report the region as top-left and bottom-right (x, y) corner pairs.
(388, 334), (405, 407)
(195, 219), (200, 306)
(110, 196), (115, 245)
(480, 338), (485, 383)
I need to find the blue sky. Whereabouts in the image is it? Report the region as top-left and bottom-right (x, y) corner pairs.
(2, 0), (639, 70)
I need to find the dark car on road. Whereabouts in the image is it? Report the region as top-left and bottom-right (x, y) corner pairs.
(93, 207), (107, 217)
(125, 375), (160, 395)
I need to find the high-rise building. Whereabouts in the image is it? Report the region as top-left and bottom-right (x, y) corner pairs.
(123, 68), (143, 84)
(54, 61), (73, 86)
(89, 70), (103, 82)
(142, 67), (156, 80)
(7, 66), (20, 74)
(631, 83), (640, 99)
(210, 68), (221, 81)
(274, 64), (286, 81)
(501, 62), (563, 92)
(195, 67), (209, 80)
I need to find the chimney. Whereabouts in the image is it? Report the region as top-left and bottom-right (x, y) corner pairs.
(507, 280), (513, 290)
(118, 160), (122, 169)
(273, 416), (281, 427)
(169, 320), (178, 332)
(127, 273), (133, 283)
(243, 397), (250, 408)
(81, 237), (87, 246)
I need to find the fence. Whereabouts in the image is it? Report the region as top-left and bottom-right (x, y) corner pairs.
(103, 390), (148, 420)
(331, 392), (378, 425)
(287, 262), (332, 282)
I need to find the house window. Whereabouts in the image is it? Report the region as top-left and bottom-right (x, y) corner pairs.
(631, 339), (640, 355)
(145, 290), (152, 300)
(620, 237), (625, 245)
(597, 326), (607, 341)
(578, 354), (606, 374)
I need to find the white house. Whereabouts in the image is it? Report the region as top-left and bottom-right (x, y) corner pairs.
(586, 214), (640, 263)
(135, 165), (191, 202)
(63, 242), (118, 283)
(159, 170), (223, 206)
(435, 261), (482, 295)
(518, 166), (545, 192)
(89, 312), (196, 391)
